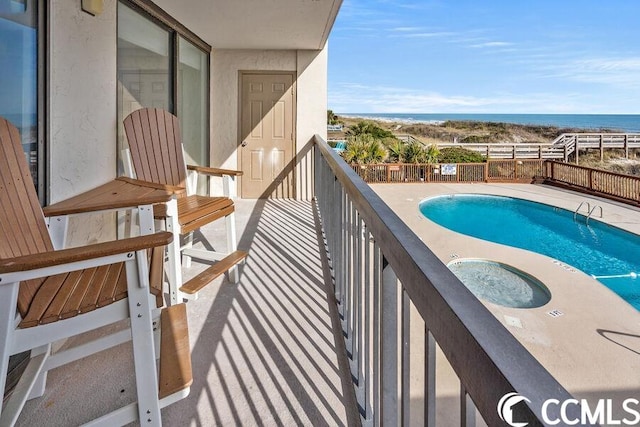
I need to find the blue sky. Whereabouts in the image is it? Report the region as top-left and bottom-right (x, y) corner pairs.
(328, 0), (640, 114)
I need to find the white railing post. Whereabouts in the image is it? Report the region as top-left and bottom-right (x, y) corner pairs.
(372, 242), (382, 426)
(381, 262), (401, 426)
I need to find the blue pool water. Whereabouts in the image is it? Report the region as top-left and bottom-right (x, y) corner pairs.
(419, 195), (640, 310)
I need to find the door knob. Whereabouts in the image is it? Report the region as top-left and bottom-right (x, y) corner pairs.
(241, 141), (248, 147)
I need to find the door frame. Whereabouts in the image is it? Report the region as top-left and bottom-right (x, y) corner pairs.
(237, 70), (297, 198)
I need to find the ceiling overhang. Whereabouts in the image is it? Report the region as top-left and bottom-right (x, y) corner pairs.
(151, 0), (342, 50)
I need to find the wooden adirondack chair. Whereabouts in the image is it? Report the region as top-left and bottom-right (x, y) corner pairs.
(0, 117), (192, 426)
(123, 108), (247, 304)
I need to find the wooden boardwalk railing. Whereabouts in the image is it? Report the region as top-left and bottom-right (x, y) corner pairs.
(545, 161), (640, 206)
(436, 133), (640, 161)
(552, 133), (640, 163)
(436, 143), (566, 160)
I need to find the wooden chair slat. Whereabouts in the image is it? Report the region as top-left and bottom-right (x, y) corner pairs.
(79, 264), (111, 314)
(114, 263), (129, 301)
(58, 267), (98, 320)
(180, 250), (247, 295)
(17, 277), (46, 319)
(19, 273), (73, 328)
(158, 303), (192, 399)
(181, 205), (235, 235)
(129, 110), (155, 183)
(167, 111), (187, 186)
(97, 262), (124, 307)
(176, 196), (233, 225)
(149, 109), (168, 185)
(154, 110), (172, 185)
(148, 246), (164, 308)
(39, 269), (89, 324)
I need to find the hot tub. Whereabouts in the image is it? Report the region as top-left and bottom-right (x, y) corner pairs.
(447, 259), (551, 309)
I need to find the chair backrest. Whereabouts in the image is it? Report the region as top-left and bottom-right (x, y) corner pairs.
(123, 108), (188, 188)
(0, 117), (54, 316)
(0, 117), (53, 260)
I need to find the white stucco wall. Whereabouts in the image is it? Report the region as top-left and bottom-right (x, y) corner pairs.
(49, 0), (118, 244)
(49, 0), (117, 203)
(211, 46), (328, 199)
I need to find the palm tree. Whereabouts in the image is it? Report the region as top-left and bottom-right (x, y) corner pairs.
(383, 138), (404, 163)
(402, 141), (427, 164)
(342, 134), (387, 164)
(327, 110), (340, 125)
(424, 144), (440, 163)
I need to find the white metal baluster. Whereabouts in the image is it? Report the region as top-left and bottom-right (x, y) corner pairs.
(381, 262), (401, 426)
(355, 213), (364, 404)
(372, 242), (381, 427)
(425, 329), (437, 427)
(402, 289), (411, 425)
(460, 384), (477, 427)
(364, 226), (372, 423)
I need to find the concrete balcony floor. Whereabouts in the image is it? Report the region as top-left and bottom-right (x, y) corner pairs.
(16, 199), (356, 426)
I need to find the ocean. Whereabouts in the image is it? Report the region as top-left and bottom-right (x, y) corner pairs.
(341, 113), (640, 133)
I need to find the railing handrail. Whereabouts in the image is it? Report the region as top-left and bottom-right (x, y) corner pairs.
(313, 135), (581, 425)
(437, 142), (557, 147)
(547, 160), (640, 181)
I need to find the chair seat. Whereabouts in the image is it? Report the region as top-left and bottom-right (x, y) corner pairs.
(154, 195), (235, 234)
(18, 248), (164, 328)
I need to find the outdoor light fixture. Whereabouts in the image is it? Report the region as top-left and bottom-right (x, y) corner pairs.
(81, 0), (104, 16)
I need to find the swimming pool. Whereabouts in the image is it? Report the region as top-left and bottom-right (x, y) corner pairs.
(419, 194), (640, 310)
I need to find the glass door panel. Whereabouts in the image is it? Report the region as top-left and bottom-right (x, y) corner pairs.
(178, 36), (208, 193)
(117, 1), (171, 171)
(0, 0), (38, 187)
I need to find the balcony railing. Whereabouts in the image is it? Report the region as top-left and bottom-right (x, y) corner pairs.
(312, 135), (586, 426)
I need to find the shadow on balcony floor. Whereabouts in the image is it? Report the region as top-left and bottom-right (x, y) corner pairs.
(16, 199), (356, 426)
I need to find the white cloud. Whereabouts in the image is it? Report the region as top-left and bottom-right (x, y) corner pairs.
(536, 56), (640, 88)
(469, 41), (514, 48)
(391, 26), (425, 32)
(328, 83), (628, 114)
(392, 31), (456, 39)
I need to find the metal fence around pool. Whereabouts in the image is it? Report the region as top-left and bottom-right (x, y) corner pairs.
(350, 160), (545, 184)
(348, 158), (640, 207)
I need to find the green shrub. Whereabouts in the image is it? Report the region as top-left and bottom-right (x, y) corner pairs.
(460, 135), (493, 144)
(437, 147), (485, 163)
(346, 121), (395, 139)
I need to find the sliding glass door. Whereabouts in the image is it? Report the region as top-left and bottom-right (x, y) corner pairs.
(116, 2), (171, 170)
(117, 1), (210, 183)
(178, 36), (208, 192)
(0, 0), (44, 199)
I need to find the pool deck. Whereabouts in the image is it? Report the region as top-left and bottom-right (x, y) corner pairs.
(373, 182), (640, 421)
